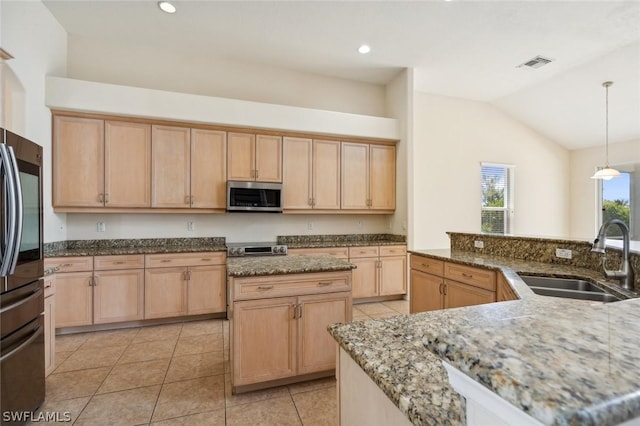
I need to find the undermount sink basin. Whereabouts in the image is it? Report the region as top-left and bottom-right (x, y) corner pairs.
(519, 275), (621, 303)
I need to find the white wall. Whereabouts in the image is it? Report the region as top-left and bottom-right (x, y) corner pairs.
(67, 35), (386, 118)
(384, 69), (412, 240)
(569, 138), (640, 240)
(411, 92), (571, 249)
(66, 214), (389, 242)
(1, 0), (67, 242)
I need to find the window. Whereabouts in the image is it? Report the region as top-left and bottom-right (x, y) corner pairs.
(481, 163), (514, 234)
(599, 169), (634, 239)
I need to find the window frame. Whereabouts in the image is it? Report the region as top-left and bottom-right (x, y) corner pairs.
(480, 162), (515, 235)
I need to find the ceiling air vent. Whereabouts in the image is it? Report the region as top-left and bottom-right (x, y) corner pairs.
(517, 55), (553, 69)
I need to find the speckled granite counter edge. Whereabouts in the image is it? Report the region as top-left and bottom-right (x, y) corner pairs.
(278, 233), (406, 249)
(227, 255), (356, 277)
(45, 237), (226, 257)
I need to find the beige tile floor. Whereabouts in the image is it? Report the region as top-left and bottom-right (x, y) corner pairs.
(33, 300), (408, 426)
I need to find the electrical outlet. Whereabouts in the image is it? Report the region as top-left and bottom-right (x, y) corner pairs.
(474, 240), (484, 249)
(356, 220), (363, 229)
(97, 222), (106, 232)
(187, 221), (195, 231)
(555, 248), (572, 259)
(307, 222), (313, 230)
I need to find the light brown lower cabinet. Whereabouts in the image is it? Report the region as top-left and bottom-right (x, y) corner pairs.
(497, 273), (519, 301)
(230, 270), (352, 391)
(93, 269), (144, 324)
(44, 275), (56, 376)
(409, 255), (497, 313)
(55, 271), (94, 328)
(144, 252), (227, 319)
(349, 245), (407, 299)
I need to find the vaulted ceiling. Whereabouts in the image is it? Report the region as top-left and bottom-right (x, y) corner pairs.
(43, 0), (640, 150)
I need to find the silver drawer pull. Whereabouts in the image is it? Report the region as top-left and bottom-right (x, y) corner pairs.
(113, 261), (125, 264)
(160, 260), (171, 263)
(318, 281), (332, 286)
(200, 258), (212, 261)
(257, 286), (274, 290)
(462, 272), (473, 278)
(421, 263), (429, 268)
(61, 263), (72, 267)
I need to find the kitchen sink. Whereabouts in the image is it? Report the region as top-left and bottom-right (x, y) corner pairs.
(518, 275), (621, 303)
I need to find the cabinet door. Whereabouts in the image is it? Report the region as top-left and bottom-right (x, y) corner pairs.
(191, 129), (226, 209)
(497, 273), (518, 302)
(187, 265), (226, 315)
(341, 142), (369, 209)
(445, 280), (496, 310)
(55, 272), (93, 327)
(233, 297), (297, 386)
(369, 145), (396, 210)
(313, 139), (341, 210)
(151, 125), (191, 208)
(255, 135), (282, 182)
(93, 269), (144, 324)
(298, 292), (351, 375)
(44, 294), (55, 376)
(283, 137), (312, 209)
(227, 132), (255, 181)
(409, 270), (443, 313)
(379, 255), (407, 296)
(350, 257), (378, 299)
(53, 116), (104, 207)
(104, 121), (151, 207)
(144, 267), (187, 319)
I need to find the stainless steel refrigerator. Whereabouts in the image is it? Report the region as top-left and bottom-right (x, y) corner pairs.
(0, 128), (45, 424)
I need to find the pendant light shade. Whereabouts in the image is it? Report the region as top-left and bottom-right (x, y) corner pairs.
(591, 81), (620, 180)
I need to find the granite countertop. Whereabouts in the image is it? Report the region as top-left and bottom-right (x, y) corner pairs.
(45, 237), (227, 257)
(227, 255), (356, 277)
(329, 250), (640, 426)
(278, 233), (406, 249)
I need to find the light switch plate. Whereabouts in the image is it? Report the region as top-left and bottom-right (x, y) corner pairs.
(474, 240), (484, 249)
(187, 221), (195, 231)
(97, 222), (106, 232)
(555, 248), (572, 259)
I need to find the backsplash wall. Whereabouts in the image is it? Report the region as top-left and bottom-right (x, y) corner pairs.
(64, 213), (393, 243)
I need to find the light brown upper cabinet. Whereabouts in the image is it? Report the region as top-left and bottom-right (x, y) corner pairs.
(341, 143), (395, 212)
(228, 132), (282, 182)
(151, 126), (226, 209)
(54, 116), (152, 208)
(283, 138), (340, 210)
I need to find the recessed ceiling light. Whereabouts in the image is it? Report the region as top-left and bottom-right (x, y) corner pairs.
(358, 45), (371, 54)
(158, 1), (176, 14)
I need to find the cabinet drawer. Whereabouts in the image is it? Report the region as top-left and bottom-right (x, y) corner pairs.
(233, 271), (352, 300)
(145, 252), (226, 268)
(94, 255), (145, 270)
(348, 246), (379, 259)
(44, 275), (55, 298)
(410, 255), (444, 276)
(288, 247), (349, 259)
(47, 256), (93, 272)
(444, 262), (496, 291)
(379, 245), (406, 257)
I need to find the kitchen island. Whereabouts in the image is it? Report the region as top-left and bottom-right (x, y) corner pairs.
(228, 255), (355, 394)
(329, 249), (640, 426)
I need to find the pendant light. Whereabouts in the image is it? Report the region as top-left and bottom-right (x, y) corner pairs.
(591, 81), (620, 180)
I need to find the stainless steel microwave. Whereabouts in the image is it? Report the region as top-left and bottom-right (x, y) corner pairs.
(226, 181), (283, 212)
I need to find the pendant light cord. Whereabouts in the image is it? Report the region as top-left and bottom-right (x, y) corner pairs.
(603, 81), (613, 167)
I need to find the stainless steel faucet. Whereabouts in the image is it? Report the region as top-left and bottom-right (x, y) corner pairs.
(591, 219), (634, 290)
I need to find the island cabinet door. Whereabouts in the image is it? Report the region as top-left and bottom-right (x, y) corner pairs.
(444, 280), (496, 310)
(409, 270), (443, 313)
(233, 297), (297, 386)
(297, 292), (351, 375)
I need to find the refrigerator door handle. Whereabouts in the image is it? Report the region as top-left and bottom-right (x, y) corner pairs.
(6, 145), (23, 275)
(0, 144), (19, 278)
(0, 287), (42, 314)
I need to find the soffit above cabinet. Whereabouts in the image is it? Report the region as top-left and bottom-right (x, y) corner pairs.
(45, 76), (400, 141)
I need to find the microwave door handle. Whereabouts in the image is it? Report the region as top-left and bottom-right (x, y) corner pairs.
(0, 144), (18, 278)
(6, 146), (22, 275)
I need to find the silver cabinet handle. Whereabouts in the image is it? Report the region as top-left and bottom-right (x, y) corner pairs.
(257, 285), (274, 290)
(185, 195), (190, 205)
(462, 272), (473, 278)
(160, 259), (171, 263)
(93, 276), (98, 286)
(200, 258), (212, 262)
(104, 193), (109, 204)
(113, 261), (125, 265)
(318, 281), (332, 287)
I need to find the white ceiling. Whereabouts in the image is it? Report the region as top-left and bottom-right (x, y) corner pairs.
(42, 0), (640, 150)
